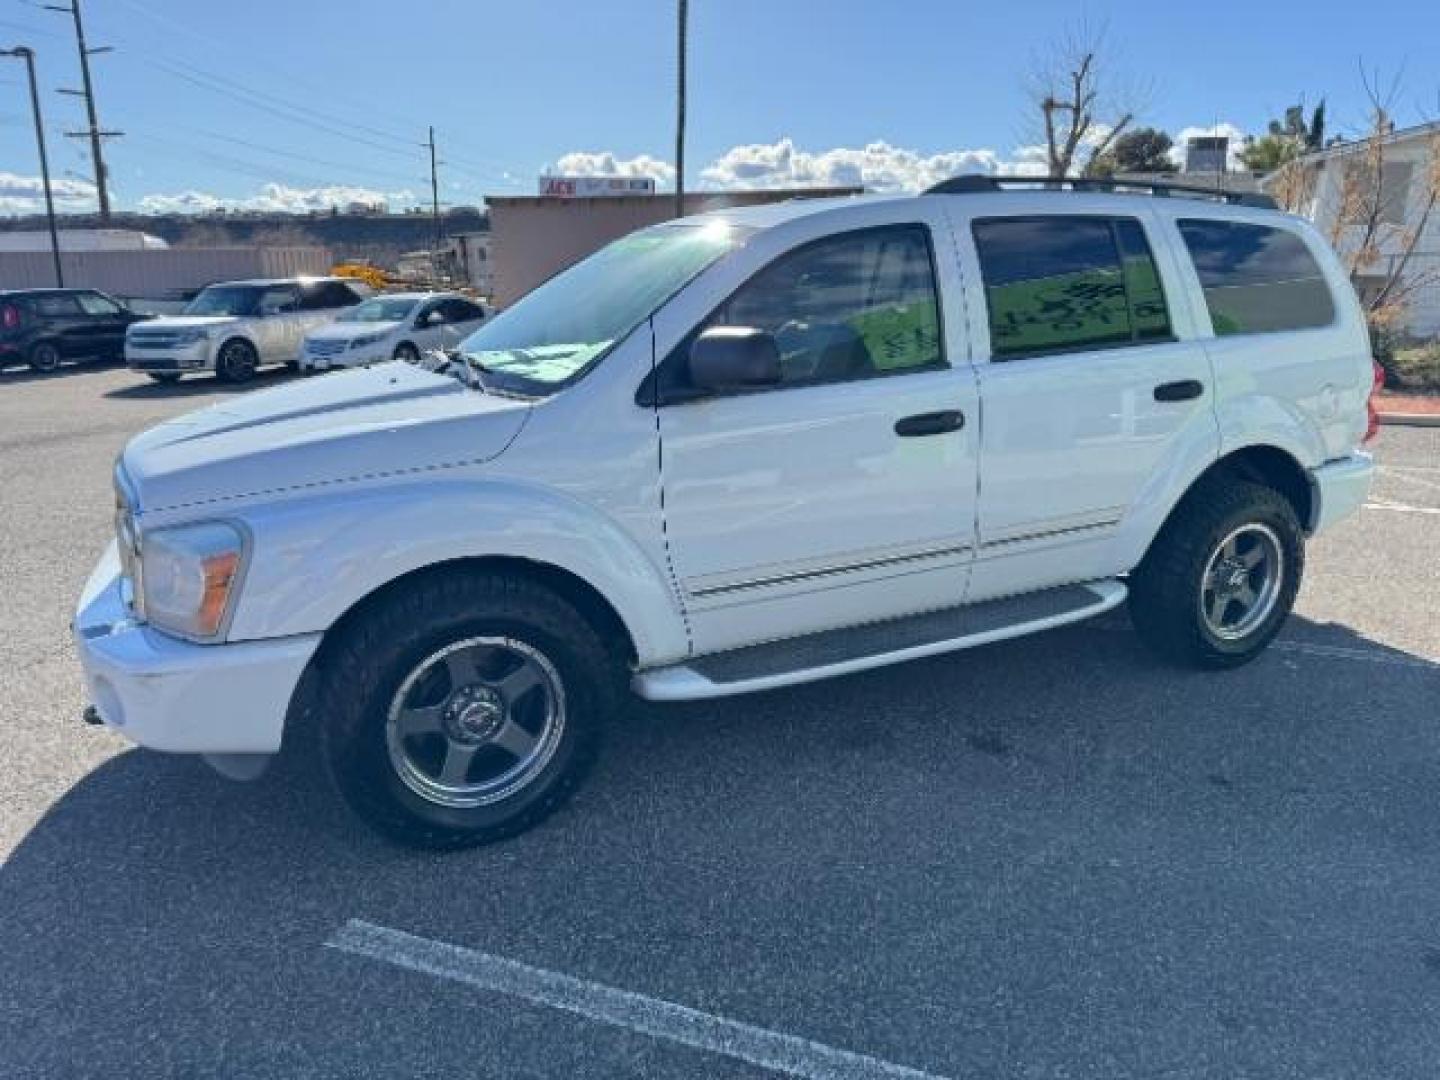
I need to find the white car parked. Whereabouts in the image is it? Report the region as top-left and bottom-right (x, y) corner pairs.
(125, 277), (368, 383)
(78, 178), (1379, 849)
(299, 292), (488, 372)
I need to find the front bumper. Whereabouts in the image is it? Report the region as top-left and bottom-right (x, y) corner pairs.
(300, 347), (385, 371)
(125, 340), (212, 372)
(73, 543), (321, 754)
(1310, 452), (1374, 534)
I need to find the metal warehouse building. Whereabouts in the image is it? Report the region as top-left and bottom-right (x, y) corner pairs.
(484, 186), (862, 308)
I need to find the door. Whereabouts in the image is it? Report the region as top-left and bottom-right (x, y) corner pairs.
(434, 298), (487, 348)
(409, 300), (447, 350)
(31, 292), (89, 357)
(957, 211), (1219, 601)
(254, 284), (302, 362)
(74, 291), (131, 358)
(653, 221), (980, 656)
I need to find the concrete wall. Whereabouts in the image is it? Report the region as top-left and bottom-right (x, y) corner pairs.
(0, 245), (333, 299)
(486, 188), (861, 308)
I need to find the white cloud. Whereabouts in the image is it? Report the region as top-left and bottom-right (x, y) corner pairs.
(546, 151), (675, 185)
(547, 139), (1050, 195)
(1169, 123), (1251, 169)
(135, 182), (415, 215)
(701, 138), (1052, 192)
(0, 171), (97, 214)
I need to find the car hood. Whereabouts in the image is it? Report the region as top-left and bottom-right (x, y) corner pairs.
(307, 320), (403, 342)
(122, 361), (529, 512)
(130, 315), (242, 332)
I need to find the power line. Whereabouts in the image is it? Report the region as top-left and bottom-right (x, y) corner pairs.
(43, 0), (119, 222)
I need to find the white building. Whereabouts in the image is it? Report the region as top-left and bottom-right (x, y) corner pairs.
(1268, 120), (1440, 338)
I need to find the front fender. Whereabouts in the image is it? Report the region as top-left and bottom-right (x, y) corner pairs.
(223, 477), (688, 666)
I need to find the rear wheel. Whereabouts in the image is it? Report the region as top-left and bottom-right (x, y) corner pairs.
(318, 571), (619, 849)
(215, 339), (258, 382)
(1129, 478), (1303, 668)
(28, 341), (61, 373)
(393, 342), (420, 364)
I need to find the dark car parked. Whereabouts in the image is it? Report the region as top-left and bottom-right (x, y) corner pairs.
(0, 289), (150, 373)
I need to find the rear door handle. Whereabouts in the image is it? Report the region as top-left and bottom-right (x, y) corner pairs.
(894, 410), (965, 437)
(1154, 379), (1204, 402)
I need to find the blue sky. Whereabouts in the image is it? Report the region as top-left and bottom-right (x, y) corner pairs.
(1, 0), (1436, 214)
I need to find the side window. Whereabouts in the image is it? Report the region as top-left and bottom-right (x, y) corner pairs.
(34, 293), (83, 317)
(706, 224), (944, 386)
(441, 299), (484, 322)
(972, 215), (1173, 359)
(298, 282), (358, 310)
(257, 287), (299, 315)
(1177, 219), (1335, 336)
(76, 291), (123, 316)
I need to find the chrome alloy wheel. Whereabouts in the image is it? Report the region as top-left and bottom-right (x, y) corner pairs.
(1199, 523), (1284, 641)
(385, 637), (566, 809)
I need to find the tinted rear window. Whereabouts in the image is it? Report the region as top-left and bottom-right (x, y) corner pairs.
(1177, 219), (1335, 336)
(972, 215), (1173, 358)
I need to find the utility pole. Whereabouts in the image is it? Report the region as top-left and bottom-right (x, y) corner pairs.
(45, 0), (119, 223)
(427, 126), (442, 281)
(674, 0), (688, 219)
(1, 46), (64, 286)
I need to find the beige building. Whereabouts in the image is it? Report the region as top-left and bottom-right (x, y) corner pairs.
(485, 187), (862, 308)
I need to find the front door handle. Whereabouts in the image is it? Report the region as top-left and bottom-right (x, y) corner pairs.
(1154, 379), (1204, 402)
(894, 410), (965, 437)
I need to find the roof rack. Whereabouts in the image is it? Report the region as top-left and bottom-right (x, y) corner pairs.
(925, 174), (1277, 210)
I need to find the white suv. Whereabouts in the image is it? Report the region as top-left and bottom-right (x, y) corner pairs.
(125, 276), (367, 383)
(77, 179), (1378, 848)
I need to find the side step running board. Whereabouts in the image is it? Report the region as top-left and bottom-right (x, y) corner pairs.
(634, 580), (1126, 701)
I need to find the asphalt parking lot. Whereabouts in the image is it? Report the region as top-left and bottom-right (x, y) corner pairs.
(1, 360), (1437, 1079)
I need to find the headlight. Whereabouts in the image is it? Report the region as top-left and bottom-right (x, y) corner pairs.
(171, 328), (211, 346)
(139, 521), (247, 640)
(349, 331), (389, 349)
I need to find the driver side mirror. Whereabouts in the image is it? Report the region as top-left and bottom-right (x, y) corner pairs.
(687, 326), (782, 396)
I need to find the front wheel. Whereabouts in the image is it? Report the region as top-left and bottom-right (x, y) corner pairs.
(1128, 478), (1304, 669)
(392, 342), (420, 364)
(318, 571), (618, 849)
(215, 339), (258, 383)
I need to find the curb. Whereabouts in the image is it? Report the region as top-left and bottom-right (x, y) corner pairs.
(1378, 411), (1440, 428)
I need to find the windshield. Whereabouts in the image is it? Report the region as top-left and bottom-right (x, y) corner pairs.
(183, 286), (263, 318)
(457, 220), (744, 392)
(340, 297), (419, 323)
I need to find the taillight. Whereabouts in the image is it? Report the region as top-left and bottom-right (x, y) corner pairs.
(1363, 358), (1385, 444)
(1, 304), (19, 330)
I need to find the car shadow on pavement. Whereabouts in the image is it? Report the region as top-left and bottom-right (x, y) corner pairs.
(2, 616), (1438, 1078)
(102, 367), (301, 400)
(0, 358), (124, 383)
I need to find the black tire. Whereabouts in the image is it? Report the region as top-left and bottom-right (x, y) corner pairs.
(1129, 477), (1304, 669)
(393, 342), (420, 364)
(147, 372), (181, 384)
(215, 338), (258, 383)
(317, 570), (620, 849)
(28, 341), (61, 373)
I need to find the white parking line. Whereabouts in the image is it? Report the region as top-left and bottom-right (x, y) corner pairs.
(1364, 500), (1440, 515)
(327, 919), (952, 1080)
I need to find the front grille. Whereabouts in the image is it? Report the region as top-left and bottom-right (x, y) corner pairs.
(306, 339), (347, 358)
(128, 331), (186, 349)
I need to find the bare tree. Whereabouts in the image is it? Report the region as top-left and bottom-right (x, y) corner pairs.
(1027, 22), (1146, 179)
(1270, 69), (1440, 357)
